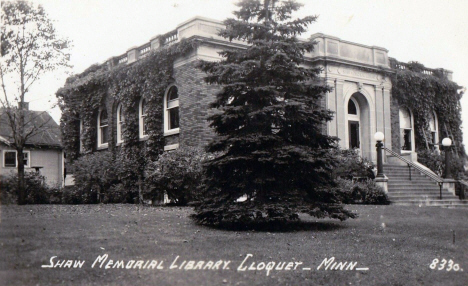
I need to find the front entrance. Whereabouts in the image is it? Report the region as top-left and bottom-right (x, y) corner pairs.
(347, 97), (361, 154)
(349, 121), (360, 149)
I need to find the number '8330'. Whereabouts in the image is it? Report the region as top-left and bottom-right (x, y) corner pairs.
(430, 259), (463, 271)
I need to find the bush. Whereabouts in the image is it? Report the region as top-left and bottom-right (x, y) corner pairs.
(71, 151), (120, 203)
(417, 149), (465, 179)
(337, 178), (390, 205)
(0, 171), (60, 204)
(334, 149), (376, 180)
(145, 147), (208, 205)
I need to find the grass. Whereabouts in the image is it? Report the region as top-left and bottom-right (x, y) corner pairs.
(0, 204), (467, 286)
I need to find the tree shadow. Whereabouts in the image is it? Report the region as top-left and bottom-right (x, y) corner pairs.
(200, 220), (346, 232)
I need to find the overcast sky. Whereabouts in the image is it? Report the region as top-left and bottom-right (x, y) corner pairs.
(22, 0), (468, 150)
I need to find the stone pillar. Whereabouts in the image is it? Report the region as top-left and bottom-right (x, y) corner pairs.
(326, 78), (337, 137)
(150, 35), (161, 50)
(127, 46), (139, 64)
(442, 179), (457, 196)
(375, 85), (384, 134)
(335, 79), (346, 149)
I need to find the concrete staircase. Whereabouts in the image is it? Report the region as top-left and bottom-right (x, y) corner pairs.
(385, 164), (468, 208)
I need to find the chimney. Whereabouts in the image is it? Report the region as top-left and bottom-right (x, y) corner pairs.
(18, 102), (29, 110)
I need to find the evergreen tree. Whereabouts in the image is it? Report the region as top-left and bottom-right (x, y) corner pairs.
(193, 0), (356, 227)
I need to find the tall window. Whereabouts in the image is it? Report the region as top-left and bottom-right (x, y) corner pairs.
(347, 98), (360, 150)
(117, 104), (124, 143)
(3, 150), (30, 168)
(98, 109), (109, 147)
(428, 111), (438, 148)
(79, 119), (83, 152)
(139, 98), (148, 138)
(399, 107), (413, 151)
(164, 85), (179, 134)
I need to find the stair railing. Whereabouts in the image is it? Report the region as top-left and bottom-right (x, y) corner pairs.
(383, 147), (444, 199)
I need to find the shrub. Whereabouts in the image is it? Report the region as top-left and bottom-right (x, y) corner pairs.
(334, 149), (376, 180)
(0, 171), (59, 204)
(145, 147), (208, 205)
(417, 149), (465, 179)
(71, 151), (120, 203)
(337, 178), (389, 205)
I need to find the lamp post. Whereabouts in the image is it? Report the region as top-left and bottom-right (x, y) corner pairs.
(442, 137), (452, 179)
(374, 132), (385, 178)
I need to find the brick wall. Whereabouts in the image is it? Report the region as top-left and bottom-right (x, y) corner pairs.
(173, 62), (220, 149)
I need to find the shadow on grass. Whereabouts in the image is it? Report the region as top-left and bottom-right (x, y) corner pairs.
(198, 220), (346, 232)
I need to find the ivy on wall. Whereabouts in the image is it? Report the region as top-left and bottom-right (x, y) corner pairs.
(57, 39), (198, 191)
(390, 61), (464, 156)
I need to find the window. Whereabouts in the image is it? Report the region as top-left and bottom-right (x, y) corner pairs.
(98, 109), (109, 147)
(347, 98), (360, 150)
(139, 98), (148, 138)
(79, 119), (83, 152)
(429, 112), (438, 149)
(348, 99), (357, 115)
(399, 107), (413, 151)
(3, 150), (30, 168)
(164, 85), (180, 135)
(117, 104), (124, 144)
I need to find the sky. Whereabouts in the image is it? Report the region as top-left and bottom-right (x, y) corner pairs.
(10, 0), (468, 150)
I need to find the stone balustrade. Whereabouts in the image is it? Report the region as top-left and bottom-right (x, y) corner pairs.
(105, 16), (453, 82)
(389, 58), (453, 80)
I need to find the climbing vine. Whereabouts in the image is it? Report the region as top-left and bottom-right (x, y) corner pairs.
(390, 60), (464, 156)
(57, 39), (198, 193)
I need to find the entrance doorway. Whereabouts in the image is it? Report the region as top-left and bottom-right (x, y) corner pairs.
(347, 97), (361, 153)
(349, 121), (360, 149)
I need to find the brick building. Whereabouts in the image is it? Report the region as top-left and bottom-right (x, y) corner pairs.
(83, 17), (453, 160)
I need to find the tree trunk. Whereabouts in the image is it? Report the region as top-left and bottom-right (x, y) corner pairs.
(17, 147), (26, 205)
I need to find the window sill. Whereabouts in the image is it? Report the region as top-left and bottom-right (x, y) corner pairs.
(164, 143), (179, 151)
(164, 128), (180, 136)
(139, 135), (148, 141)
(116, 141), (124, 146)
(97, 144), (109, 150)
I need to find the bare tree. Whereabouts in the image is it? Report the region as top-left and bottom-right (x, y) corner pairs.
(1, 1), (71, 204)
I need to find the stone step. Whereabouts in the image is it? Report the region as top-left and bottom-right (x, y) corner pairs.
(387, 178), (434, 182)
(388, 191), (447, 196)
(391, 200), (468, 206)
(389, 194), (460, 202)
(387, 187), (442, 192)
(388, 183), (439, 187)
(386, 172), (432, 176)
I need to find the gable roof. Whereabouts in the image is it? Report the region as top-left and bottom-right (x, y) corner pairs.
(0, 108), (62, 148)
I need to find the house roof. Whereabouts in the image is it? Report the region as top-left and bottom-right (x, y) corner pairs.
(0, 108), (62, 148)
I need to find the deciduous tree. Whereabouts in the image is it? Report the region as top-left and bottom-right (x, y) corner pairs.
(0, 1), (71, 204)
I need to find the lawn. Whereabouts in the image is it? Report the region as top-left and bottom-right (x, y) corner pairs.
(0, 204), (467, 286)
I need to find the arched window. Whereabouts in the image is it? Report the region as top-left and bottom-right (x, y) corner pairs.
(98, 109), (109, 147)
(164, 85), (180, 134)
(348, 99), (358, 115)
(139, 98), (148, 138)
(117, 103), (124, 144)
(428, 111), (439, 149)
(399, 107), (413, 151)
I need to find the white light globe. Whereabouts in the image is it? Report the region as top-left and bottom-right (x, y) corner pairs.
(374, 132), (385, 141)
(442, 137), (452, 147)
